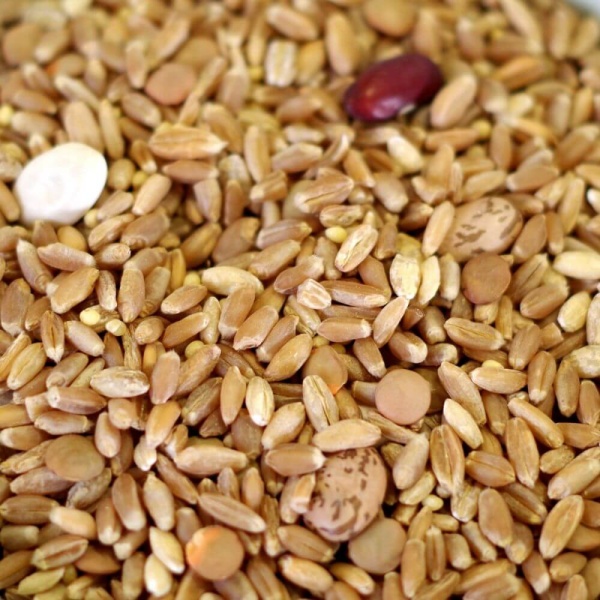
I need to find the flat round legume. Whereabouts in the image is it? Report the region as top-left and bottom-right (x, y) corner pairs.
(185, 525), (245, 581)
(44, 435), (105, 482)
(375, 369), (431, 425)
(462, 254), (512, 305)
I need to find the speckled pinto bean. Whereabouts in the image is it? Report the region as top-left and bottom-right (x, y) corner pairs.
(439, 196), (524, 262)
(304, 447), (387, 542)
(343, 53), (443, 122)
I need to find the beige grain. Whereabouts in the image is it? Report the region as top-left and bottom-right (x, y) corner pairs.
(465, 451), (516, 487)
(198, 493), (266, 533)
(431, 74), (478, 130)
(469, 366), (527, 395)
(148, 125), (226, 161)
(265, 443), (325, 477)
(430, 424), (465, 495)
(174, 444), (248, 477)
(278, 554), (334, 595)
(443, 399), (483, 449)
(539, 495), (585, 560)
(508, 397), (564, 448)
(90, 367), (149, 398)
(334, 224), (378, 273)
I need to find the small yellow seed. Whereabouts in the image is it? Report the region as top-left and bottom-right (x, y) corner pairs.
(62, 564), (77, 584)
(249, 66), (264, 81)
(422, 495), (444, 510)
(106, 319), (127, 336)
(473, 119), (492, 139)
(185, 340), (205, 358)
(159, 232), (180, 249)
(117, 6), (132, 19)
(184, 272), (202, 286)
(83, 209), (99, 229)
(132, 171), (149, 188)
(312, 336), (330, 348)
(80, 308), (101, 327)
(473, 61), (493, 77)
(481, 360), (503, 369)
(325, 226), (348, 244)
(0, 104), (14, 127)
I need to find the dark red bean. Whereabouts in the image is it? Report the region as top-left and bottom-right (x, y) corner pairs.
(343, 53), (444, 122)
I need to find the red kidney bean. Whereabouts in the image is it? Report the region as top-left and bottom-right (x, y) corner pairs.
(343, 53), (444, 122)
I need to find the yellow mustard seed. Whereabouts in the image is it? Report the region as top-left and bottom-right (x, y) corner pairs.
(473, 119), (492, 140)
(106, 319), (127, 336)
(481, 359), (504, 369)
(184, 271), (202, 286)
(0, 104), (14, 127)
(132, 171), (148, 188)
(79, 308), (101, 327)
(325, 226), (348, 244)
(83, 208), (99, 229)
(185, 340), (205, 359)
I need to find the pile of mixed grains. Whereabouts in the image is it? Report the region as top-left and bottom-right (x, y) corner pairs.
(2, 0), (600, 598)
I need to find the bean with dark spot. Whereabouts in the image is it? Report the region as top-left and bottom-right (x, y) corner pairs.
(343, 53), (443, 122)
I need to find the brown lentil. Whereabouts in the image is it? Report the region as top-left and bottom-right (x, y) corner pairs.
(375, 369), (431, 426)
(462, 254), (513, 306)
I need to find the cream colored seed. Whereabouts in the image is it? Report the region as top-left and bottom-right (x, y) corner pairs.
(184, 341), (205, 358)
(325, 226), (348, 243)
(183, 272), (201, 286)
(0, 104), (14, 126)
(132, 171), (148, 188)
(82, 209), (98, 228)
(79, 308), (101, 327)
(105, 319), (127, 336)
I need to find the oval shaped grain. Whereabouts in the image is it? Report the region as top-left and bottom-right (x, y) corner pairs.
(174, 445), (248, 477)
(465, 451), (515, 487)
(539, 495), (584, 559)
(90, 367), (150, 398)
(197, 493), (266, 533)
(478, 488), (514, 548)
(311, 419), (381, 453)
(202, 266), (263, 295)
(277, 525), (337, 563)
(264, 334), (313, 382)
(362, 0), (416, 37)
(265, 443), (326, 477)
